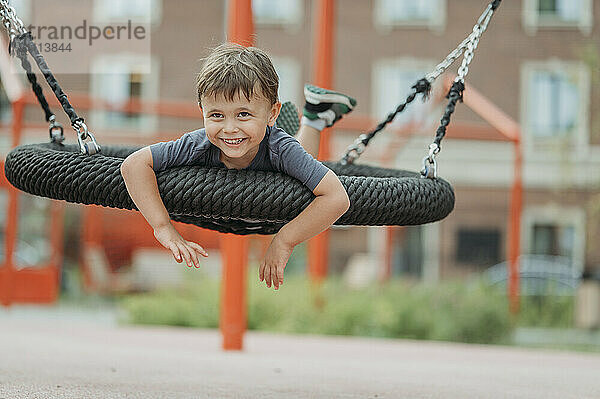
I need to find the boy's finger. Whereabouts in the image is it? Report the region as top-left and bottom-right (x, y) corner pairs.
(186, 244), (199, 268)
(190, 242), (208, 257)
(265, 265), (272, 287)
(274, 266), (281, 289)
(277, 267), (284, 284)
(169, 244), (182, 262)
(176, 243), (193, 267)
(259, 262), (265, 281)
(273, 267), (280, 289)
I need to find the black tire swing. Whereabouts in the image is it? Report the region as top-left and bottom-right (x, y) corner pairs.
(2, 1), (502, 236)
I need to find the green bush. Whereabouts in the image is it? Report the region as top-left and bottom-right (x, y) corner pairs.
(517, 295), (575, 328)
(121, 277), (220, 328)
(120, 273), (516, 344)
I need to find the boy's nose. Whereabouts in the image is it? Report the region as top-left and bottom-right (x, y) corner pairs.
(223, 121), (239, 134)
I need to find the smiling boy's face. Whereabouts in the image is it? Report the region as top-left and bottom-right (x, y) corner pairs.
(201, 91), (281, 169)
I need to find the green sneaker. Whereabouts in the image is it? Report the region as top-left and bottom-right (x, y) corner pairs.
(303, 84), (357, 127)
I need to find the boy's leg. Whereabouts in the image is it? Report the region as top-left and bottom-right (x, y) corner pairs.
(296, 84), (357, 159)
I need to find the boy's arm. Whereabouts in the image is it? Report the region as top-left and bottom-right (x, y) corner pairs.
(120, 147), (208, 267)
(259, 169), (349, 289)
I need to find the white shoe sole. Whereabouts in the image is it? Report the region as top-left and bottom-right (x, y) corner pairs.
(304, 89), (355, 109)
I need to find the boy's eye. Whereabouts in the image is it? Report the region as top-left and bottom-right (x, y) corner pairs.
(238, 111), (251, 118)
(209, 113), (223, 118)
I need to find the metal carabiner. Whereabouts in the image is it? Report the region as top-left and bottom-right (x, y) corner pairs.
(48, 115), (64, 143)
(341, 134), (368, 165)
(420, 143), (439, 179)
(74, 121), (101, 155)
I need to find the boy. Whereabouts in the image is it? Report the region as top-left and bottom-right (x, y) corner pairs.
(120, 43), (356, 290)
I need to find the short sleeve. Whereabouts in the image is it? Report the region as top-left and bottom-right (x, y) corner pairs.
(149, 130), (207, 172)
(277, 139), (330, 192)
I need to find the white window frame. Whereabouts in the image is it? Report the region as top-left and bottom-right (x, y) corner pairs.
(90, 54), (160, 133)
(372, 57), (436, 132)
(520, 60), (590, 156)
(252, 0), (303, 29)
(93, 0), (162, 25)
(270, 56), (301, 107)
(522, 0), (593, 35)
(522, 205), (586, 274)
(374, 0), (446, 34)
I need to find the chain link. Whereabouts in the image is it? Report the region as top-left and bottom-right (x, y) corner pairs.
(425, 4), (495, 84)
(425, 33), (475, 83)
(0, 0), (26, 37)
(455, 6), (495, 83)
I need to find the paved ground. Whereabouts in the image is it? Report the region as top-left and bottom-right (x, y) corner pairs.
(1, 314), (599, 398)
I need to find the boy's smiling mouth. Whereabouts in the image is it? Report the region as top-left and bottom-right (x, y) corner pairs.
(222, 138), (246, 145)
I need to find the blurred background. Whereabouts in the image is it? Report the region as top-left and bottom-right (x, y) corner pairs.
(0, 0), (599, 351)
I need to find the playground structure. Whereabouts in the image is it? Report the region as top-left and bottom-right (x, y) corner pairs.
(0, 0), (525, 350)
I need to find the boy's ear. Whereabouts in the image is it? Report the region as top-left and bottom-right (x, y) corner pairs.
(267, 102), (282, 126)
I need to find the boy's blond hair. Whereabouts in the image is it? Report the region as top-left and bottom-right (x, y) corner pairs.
(197, 43), (279, 107)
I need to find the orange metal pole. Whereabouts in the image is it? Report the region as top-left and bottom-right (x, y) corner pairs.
(0, 99), (25, 307)
(227, 0), (254, 46)
(220, 0), (253, 351)
(308, 0), (335, 282)
(219, 235), (249, 350)
(508, 137), (522, 314)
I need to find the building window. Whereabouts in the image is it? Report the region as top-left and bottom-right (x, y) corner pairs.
(374, 0), (446, 33)
(532, 224), (574, 259)
(522, 61), (590, 150)
(90, 55), (159, 132)
(455, 228), (501, 267)
(252, 0), (303, 27)
(373, 59), (434, 128)
(271, 56), (300, 106)
(522, 0), (593, 35)
(93, 0), (162, 24)
(529, 70), (578, 138)
(523, 206), (585, 273)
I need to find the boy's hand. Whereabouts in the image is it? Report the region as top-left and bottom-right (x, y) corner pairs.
(259, 235), (294, 290)
(153, 223), (208, 268)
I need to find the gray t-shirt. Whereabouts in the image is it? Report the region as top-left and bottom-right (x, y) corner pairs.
(150, 124), (329, 191)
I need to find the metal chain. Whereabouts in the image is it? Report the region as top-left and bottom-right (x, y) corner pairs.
(2, 2), (101, 154)
(426, 3), (495, 84)
(341, 79), (431, 165)
(421, 2), (500, 179)
(340, 2), (499, 165)
(0, 10), (17, 41)
(425, 33), (476, 84)
(455, 6), (494, 83)
(0, 0), (26, 37)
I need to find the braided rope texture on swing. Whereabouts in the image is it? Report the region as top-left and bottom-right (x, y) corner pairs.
(4, 143), (455, 235)
(275, 101), (300, 136)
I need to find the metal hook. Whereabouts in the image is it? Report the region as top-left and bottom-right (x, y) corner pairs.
(48, 115), (64, 143)
(74, 121), (101, 155)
